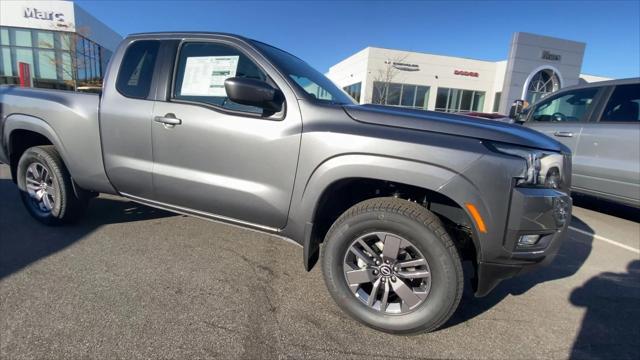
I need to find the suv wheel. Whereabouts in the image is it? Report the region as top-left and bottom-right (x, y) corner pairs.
(16, 145), (88, 225)
(322, 197), (463, 334)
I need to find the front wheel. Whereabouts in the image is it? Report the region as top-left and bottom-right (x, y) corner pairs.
(16, 145), (88, 225)
(321, 197), (463, 334)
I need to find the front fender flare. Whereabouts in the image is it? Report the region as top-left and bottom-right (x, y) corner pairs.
(293, 154), (486, 270)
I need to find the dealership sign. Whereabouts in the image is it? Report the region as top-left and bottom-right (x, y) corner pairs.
(0, 1), (75, 32)
(24, 7), (66, 23)
(541, 50), (561, 61)
(387, 61), (420, 72)
(454, 70), (479, 77)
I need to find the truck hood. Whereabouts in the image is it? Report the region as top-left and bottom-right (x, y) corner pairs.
(343, 104), (568, 153)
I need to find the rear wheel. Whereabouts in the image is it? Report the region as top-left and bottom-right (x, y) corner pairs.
(321, 197), (463, 334)
(16, 146), (88, 225)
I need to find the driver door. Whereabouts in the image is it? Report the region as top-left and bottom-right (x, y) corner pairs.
(524, 86), (604, 189)
(150, 41), (302, 229)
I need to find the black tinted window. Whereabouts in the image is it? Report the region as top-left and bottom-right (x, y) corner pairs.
(173, 42), (267, 114)
(116, 40), (160, 99)
(601, 84), (640, 122)
(531, 88), (598, 122)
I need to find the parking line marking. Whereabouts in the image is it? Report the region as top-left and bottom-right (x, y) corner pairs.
(568, 226), (640, 254)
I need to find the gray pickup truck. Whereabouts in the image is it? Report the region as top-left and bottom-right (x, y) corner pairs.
(0, 32), (572, 334)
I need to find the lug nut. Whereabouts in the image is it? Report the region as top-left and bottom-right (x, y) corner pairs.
(393, 266), (399, 272)
(391, 276), (397, 282)
(385, 260), (390, 264)
(373, 270), (378, 275)
(375, 260), (380, 265)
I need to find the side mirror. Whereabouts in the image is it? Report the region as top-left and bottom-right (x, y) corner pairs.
(516, 107), (530, 124)
(224, 77), (283, 112)
(509, 99), (524, 120)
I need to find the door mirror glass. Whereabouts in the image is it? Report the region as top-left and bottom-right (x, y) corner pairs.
(224, 77), (282, 112)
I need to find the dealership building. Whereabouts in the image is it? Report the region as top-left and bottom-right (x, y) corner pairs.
(328, 32), (611, 114)
(0, 0), (121, 89)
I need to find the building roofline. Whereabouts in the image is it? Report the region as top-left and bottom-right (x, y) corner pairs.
(364, 46), (505, 64)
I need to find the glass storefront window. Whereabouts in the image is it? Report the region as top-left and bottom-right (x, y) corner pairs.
(61, 52), (73, 80)
(386, 83), (401, 105)
(493, 92), (501, 112)
(37, 31), (54, 49)
(372, 81), (429, 109)
(473, 92), (485, 112)
(435, 88), (448, 110)
(1, 47), (12, 76)
(415, 86), (428, 108)
(0, 28), (9, 45)
(460, 90), (473, 111)
(15, 30), (33, 47)
(0, 27), (107, 88)
(435, 87), (486, 113)
(58, 33), (70, 50)
(16, 48), (34, 70)
(401, 85), (416, 107)
(37, 50), (57, 79)
(343, 82), (361, 102)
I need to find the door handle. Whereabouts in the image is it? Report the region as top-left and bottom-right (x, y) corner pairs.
(154, 114), (182, 126)
(553, 131), (573, 138)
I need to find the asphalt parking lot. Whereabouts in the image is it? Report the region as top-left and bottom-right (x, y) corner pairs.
(1, 163), (639, 360)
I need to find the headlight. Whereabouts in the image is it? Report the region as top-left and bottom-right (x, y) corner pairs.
(488, 142), (565, 189)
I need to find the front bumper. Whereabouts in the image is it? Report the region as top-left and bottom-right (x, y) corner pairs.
(474, 187), (572, 297)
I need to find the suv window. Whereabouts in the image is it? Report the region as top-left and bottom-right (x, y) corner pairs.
(116, 40), (160, 99)
(173, 42), (268, 115)
(530, 87), (599, 122)
(601, 83), (640, 122)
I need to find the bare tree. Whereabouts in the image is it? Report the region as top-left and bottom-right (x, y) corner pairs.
(371, 54), (409, 105)
(38, 23), (97, 91)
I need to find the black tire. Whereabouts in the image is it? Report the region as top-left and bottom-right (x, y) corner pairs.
(16, 145), (88, 225)
(321, 197), (463, 334)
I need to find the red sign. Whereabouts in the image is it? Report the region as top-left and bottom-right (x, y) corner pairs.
(19, 62), (32, 87)
(454, 70), (479, 77)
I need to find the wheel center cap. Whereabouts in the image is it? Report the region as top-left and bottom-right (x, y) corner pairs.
(379, 265), (392, 276)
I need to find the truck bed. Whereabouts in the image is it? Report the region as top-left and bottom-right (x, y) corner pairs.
(0, 86), (114, 193)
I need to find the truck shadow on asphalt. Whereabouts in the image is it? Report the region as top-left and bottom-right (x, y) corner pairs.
(446, 216), (640, 359)
(569, 259), (640, 360)
(0, 179), (172, 280)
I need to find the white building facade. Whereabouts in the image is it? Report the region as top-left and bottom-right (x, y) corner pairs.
(328, 32), (611, 114)
(0, 0), (122, 89)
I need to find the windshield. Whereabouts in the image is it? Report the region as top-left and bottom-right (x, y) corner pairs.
(251, 41), (355, 105)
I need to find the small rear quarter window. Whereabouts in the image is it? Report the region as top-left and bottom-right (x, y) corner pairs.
(116, 40), (160, 99)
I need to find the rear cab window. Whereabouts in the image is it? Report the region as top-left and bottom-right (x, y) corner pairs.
(116, 40), (160, 99)
(600, 83), (640, 122)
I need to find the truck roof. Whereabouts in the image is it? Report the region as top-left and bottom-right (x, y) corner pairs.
(127, 31), (251, 41)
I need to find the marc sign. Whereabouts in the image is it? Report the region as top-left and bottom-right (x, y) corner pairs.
(454, 70), (479, 77)
(23, 7), (68, 27)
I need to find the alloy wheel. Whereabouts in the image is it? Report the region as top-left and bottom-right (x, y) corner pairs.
(25, 162), (56, 214)
(342, 232), (432, 315)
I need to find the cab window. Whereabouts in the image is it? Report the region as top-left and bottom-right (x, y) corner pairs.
(173, 42), (269, 115)
(601, 84), (640, 122)
(530, 88), (599, 122)
(116, 40), (160, 99)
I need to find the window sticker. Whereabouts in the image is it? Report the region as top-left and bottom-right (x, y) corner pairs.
(180, 55), (239, 97)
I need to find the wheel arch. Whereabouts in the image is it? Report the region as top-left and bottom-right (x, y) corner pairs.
(4, 115), (67, 183)
(296, 154), (483, 272)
